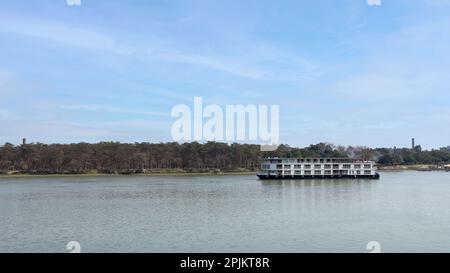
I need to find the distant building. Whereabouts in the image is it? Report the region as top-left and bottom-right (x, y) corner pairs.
(412, 138), (415, 150)
(22, 138), (26, 145)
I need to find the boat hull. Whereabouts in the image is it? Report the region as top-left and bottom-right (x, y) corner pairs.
(257, 173), (380, 180)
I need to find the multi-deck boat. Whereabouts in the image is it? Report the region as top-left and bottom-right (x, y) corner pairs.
(257, 157), (380, 180)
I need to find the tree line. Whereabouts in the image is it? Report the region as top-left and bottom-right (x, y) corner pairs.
(0, 142), (449, 174)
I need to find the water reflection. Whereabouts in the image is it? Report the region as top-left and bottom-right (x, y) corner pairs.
(261, 179), (374, 210)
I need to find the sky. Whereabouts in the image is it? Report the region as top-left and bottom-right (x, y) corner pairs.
(0, 0), (449, 149)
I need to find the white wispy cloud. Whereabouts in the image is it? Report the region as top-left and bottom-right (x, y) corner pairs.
(151, 51), (318, 82)
(0, 13), (132, 55)
(60, 104), (169, 117)
(328, 18), (450, 101)
(0, 13), (318, 82)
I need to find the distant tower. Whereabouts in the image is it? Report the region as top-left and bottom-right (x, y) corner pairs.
(22, 138), (26, 145)
(412, 138), (415, 150)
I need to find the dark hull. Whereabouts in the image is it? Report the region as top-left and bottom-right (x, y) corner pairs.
(257, 173), (380, 180)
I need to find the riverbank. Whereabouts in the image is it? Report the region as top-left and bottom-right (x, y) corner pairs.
(0, 170), (256, 178)
(378, 164), (450, 171)
(2, 165), (450, 178)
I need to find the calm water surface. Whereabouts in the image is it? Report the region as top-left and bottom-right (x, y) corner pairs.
(1, 171), (450, 252)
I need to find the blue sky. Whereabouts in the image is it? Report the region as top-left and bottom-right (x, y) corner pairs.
(0, 0), (449, 149)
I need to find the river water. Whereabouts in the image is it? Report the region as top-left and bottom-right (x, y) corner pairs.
(1, 171), (449, 252)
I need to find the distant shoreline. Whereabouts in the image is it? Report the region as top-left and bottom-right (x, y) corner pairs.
(378, 164), (450, 171)
(1, 165), (449, 178)
(2, 142), (449, 178)
(0, 171), (257, 178)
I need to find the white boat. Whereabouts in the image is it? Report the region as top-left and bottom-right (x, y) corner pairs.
(257, 157), (380, 180)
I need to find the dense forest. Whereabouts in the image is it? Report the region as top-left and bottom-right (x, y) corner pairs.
(0, 142), (449, 175)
